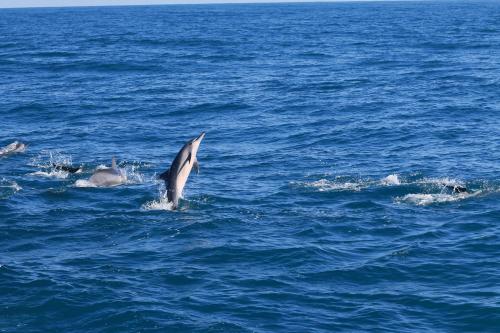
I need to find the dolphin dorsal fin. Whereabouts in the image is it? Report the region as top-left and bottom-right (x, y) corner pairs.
(112, 157), (117, 169)
(159, 168), (170, 181)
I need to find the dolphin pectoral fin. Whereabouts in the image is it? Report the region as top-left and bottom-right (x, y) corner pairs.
(159, 168), (170, 180)
(193, 160), (200, 174)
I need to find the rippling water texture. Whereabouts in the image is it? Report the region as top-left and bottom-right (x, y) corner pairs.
(1, 2), (499, 332)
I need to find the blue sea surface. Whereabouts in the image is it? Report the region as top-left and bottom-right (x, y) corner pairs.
(1, 1), (500, 332)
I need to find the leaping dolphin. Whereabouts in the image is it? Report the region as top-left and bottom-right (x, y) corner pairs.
(159, 132), (205, 209)
(88, 157), (127, 187)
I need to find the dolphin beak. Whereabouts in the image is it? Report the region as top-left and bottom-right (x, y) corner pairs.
(195, 131), (206, 142)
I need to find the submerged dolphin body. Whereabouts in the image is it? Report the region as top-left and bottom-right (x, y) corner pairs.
(0, 141), (26, 157)
(88, 157), (127, 187)
(159, 132), (205, 209)
(445, 184), (468, 194)
(52, 164), (82, 174)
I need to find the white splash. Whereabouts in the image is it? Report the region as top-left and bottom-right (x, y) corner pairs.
(142, 192), (175, 211)
(29, 150), (83, 180)
(30, 150), (73, 168)
(396, 191), (479, 206)
(0, 141), (26, 156)
(124, 165), (145, 184)
(29, 170), (69, 179)
(417, 177), (463, 188)
(298, 178), (364, 192)
(381, 174), (401, 185)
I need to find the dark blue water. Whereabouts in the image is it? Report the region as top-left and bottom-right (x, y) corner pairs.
(1, 2), (500, 332)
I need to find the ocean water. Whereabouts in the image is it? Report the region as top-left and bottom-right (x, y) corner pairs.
(1, 1), (500, 332)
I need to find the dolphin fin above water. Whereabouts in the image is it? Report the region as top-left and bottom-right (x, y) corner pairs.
(159, 169), (170, 181)
(87, 157), (127, 187)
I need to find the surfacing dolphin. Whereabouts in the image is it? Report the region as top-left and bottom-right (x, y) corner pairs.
(445, 184), (468, 194)
(159, 132), (205, 209)
(88, 157), (127, 187)
(52, 163), (82, 174)
(0, 141), (26, 157)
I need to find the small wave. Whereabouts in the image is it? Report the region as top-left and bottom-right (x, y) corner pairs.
(381, 174), (401, 185)
(0, 179), (22, 198)
(46, 61), (162, 73)
(0, 180), (22, 192)
(30, 51), (78, 58)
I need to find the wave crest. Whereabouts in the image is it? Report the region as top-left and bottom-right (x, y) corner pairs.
(0, 179), (22, 198)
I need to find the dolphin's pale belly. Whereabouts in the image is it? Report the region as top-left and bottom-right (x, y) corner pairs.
(175, 162), (193, 198)
(89, 169), (126, 187)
